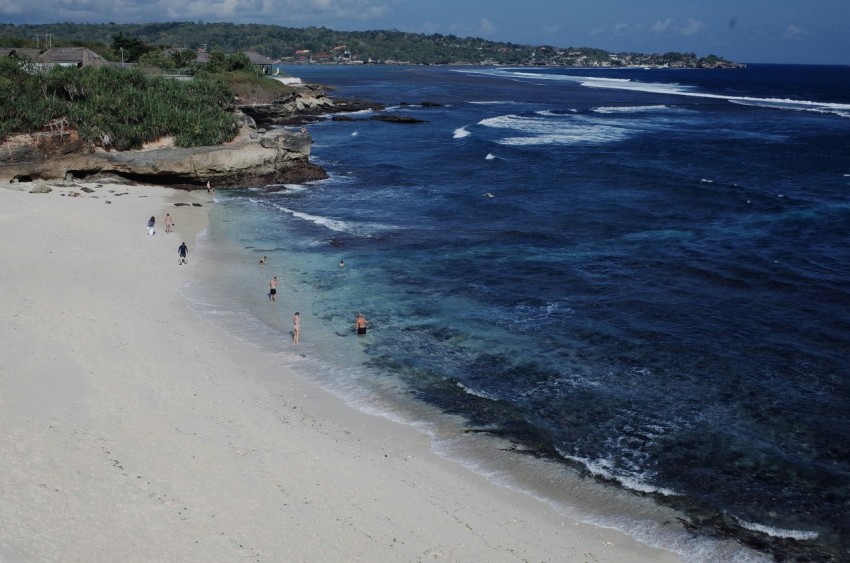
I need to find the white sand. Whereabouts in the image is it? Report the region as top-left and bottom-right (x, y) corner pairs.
(0, 182), (682, 562)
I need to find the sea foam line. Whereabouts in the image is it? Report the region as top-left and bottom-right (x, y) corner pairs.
(274, 205), (392, 236)
(478, 114), (630, 146)
(591, 105), (671, 114)
(733, 516), (819, 541)
(558, 449), (680, 496)
(466, 68), (850, 118)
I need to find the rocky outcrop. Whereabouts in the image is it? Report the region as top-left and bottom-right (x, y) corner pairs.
(0, 112), (327, 188)
(0, 84), (426, 189)
(240, 84), (384, 127)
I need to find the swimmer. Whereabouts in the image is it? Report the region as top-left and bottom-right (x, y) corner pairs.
(354, 313), (368, 335)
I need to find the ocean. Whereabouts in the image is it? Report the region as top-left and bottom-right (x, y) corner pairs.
(187, 64), (850, 561)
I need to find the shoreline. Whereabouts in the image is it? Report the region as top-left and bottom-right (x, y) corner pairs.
(0, 181), (682, 561)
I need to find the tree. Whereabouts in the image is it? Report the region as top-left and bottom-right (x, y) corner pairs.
(111, 33), (151, 63)
(171, 49), (197, 69)
(138, 49), (175, 70)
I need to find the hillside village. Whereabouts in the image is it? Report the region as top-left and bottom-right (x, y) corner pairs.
(0, 22), (744, 69)
(1, 44), (744, 71)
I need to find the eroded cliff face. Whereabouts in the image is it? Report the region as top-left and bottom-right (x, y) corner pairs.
(0, 112), (327, 188)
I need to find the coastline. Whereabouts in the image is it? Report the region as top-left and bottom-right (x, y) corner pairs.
(0, 182), (681, 561)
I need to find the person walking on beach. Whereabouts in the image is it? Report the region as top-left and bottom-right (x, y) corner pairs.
(293, 312), (301, 343)
(178, 242), (188, 265)
(164, 213), (174, 234)
(355, 313), (368, 335)
(147, 216), (156, 236)
(269, 276), (278, 301)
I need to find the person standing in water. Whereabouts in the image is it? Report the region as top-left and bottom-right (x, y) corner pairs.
(269, 276), (278, 301)
(354, 313), (368, 335)
(293, 312), (301, 343)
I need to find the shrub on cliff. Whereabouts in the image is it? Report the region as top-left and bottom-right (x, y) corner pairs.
(0, 57), (240, 149)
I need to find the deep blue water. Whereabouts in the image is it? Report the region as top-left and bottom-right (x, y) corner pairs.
(194, 64), (850, 561)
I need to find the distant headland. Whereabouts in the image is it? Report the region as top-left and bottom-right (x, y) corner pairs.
(0, 22), (744, 68)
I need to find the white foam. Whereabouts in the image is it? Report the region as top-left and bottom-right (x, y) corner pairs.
(728, 98), (850, 118)
(558, 450), (680, 496)
(456, 381), (499, 400)
(453, 126), (471, 139)
(274, 183), (309, 192)
(536, 109), (578, 116)
(351, 131), (359, 137)
(464, 68), (850, 119)
(478, 114), (630, 146)
(273, 205), (392, 236)
(733, 517), (819, 541)
(484, 153), (496, 160)
(591, 105), (671, 114)
(329, 108), (375, 118)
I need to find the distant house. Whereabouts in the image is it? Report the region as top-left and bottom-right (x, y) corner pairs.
(0, 48), (42, 60)
(39, 47), (107, 68)
(242, 50), (274, 74)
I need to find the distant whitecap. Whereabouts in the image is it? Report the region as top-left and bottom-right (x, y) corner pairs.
(453, 126), (471, 139)
(591, 105), (670, 114)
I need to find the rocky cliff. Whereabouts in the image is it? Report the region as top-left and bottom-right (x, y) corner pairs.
(0, 85), (395, 189)
(0, 111), (327, 189)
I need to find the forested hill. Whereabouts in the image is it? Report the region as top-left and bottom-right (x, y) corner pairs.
(0, 22), (741, 68)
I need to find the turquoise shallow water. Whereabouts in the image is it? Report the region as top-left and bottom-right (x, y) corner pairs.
(188, 64), (850, 561)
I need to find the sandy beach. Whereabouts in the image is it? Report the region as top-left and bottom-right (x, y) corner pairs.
(0, 182), (681, 562)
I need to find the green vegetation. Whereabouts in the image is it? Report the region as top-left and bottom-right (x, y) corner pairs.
(132, 44), (290, 104)
(0, 57), (239, 148)
(203, 69), (291, 105)
(0, 22), (741, 67)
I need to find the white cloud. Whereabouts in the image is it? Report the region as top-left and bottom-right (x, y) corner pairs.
(651, 17), (704, 36)
(477, 17), (495, 37)
(1, 0), (396, 24)
(612, 23), (632, 35)
(651, 18), (672, 33)
(785, 23), (803, 37)
(679, 18), (704, 36)
(0, 0), (26, 13)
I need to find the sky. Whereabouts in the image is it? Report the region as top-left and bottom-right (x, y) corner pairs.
(2, 0), (848, 65)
